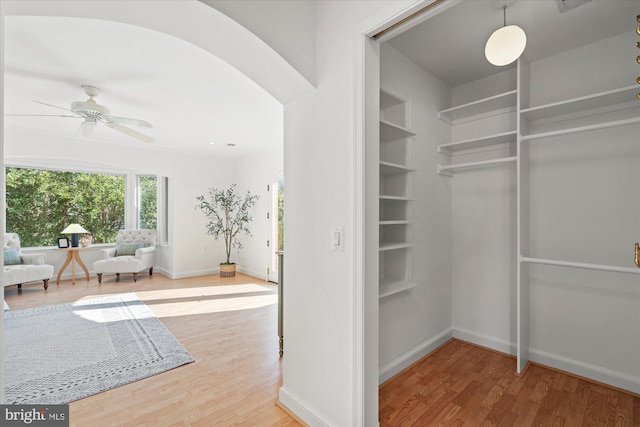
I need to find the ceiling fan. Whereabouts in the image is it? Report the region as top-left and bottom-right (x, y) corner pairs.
(11, 85), (155, 143)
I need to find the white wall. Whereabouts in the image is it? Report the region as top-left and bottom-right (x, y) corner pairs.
(279, 2), (416, 425)
(235, 147), (284, 281)
(202, 0), (316, 87)
(378, 43), (452, 380)
(448, 70), (518, 353)
(526, 30), (640, 392)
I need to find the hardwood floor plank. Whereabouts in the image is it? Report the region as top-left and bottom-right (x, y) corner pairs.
(380, 339), (638, 427)
(4, 273), (300, 427)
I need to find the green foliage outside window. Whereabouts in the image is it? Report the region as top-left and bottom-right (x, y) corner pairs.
(138, 176), (157, 230)
(6, 167), (125, 247)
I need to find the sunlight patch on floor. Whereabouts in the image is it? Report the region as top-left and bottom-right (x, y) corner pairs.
(145, 293), (277, 318)
(81, 283), (277, 318)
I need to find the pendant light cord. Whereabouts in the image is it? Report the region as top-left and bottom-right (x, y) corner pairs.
(503, 5), (507, 27)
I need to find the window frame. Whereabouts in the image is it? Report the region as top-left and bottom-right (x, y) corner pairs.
(5, 161), (167, 248)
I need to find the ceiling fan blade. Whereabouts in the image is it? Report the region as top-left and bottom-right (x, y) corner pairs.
(105, 122), (155, 143)
(4, 113), (78, 118)
(104, 115), (152, 128)
(33, 100), (78, 115)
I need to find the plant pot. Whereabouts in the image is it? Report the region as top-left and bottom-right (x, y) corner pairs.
(220, 263), (236, 278)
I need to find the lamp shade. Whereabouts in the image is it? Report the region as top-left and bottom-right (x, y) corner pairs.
(62, 224), (88, 248)
(485, 24), (527, 66)
(62, 224), (88, 234)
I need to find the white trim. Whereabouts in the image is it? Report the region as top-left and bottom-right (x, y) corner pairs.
(237, 266), (267, 281)
(164, 268), (219, 280)
(1, 1), (6, 403)
(278, 387), (337, 427)
(379, 328), (452, 383)
(452, 327), (516, 356)
(529, 348), (640, 395)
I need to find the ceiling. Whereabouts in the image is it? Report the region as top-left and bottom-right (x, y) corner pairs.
(387, 0), (638, 87)
(3, 13), (283, 158)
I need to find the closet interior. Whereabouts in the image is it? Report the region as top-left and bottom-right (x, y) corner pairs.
(373, 0), (640, 394)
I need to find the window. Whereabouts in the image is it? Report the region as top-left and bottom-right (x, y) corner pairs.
(137, 175), (157, 230)
(5, 167), (125, 247)
(137, 175), (168, 244)
(6, 167), (169, 248)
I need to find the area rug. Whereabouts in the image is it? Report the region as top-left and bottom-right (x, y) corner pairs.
(4, 292), (194, 404)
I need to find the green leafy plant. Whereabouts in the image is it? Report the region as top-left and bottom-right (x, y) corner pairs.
(195, 184), (259, 264)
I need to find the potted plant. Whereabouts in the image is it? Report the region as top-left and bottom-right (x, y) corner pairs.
(196, 184), (259, 277)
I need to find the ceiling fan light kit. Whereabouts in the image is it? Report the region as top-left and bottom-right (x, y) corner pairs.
(79, 118), (97, 138)
(485, 2), (527, 66)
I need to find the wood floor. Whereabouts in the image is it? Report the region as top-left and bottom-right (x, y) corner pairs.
(7, 276), (640, 426)
(380, 339), (640, 427)
(3, 273), (301, 427)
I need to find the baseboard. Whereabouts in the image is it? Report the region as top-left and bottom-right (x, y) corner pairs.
(153, 266), (266, 281)
(164, 268), (219, 279)
(275, 400), (310, 426)
(451, 326), (516, 356)
(378, 328), (452, 384)
(450, 327), (640, 395)
(278, 387), (338, 427)
(236, 266), (267, 281)
(529, 348), (640, 395)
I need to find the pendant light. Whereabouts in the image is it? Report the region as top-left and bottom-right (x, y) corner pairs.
(485, 4), (527, 66)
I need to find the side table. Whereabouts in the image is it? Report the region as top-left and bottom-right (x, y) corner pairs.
(56, 247), (90, 285)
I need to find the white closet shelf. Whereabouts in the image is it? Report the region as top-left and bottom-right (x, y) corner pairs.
(379, 220), (410, 225)
(380, 90), (404, 110)
(380, 161), (415, 174)
(520, 256), (640, 275)
(438, 89), (517, 123)
(380, 120), (415, 142)
(379, 195), (413, 201)
(520, 85), (640, 122)
(379, 280), (415, 299)
(379, 242), (416, 251)
(438, 156), (517, 175)
(438, 131), (517, 154)
(522, 116), (640, 141)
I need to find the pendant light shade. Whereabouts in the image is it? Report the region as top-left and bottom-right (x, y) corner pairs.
(485, 5), (527, 66)
(485, 24), (527, 66)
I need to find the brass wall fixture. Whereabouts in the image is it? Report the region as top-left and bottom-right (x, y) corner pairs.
(635, 243), (640, 268)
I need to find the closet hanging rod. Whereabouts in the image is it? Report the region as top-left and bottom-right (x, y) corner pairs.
(520, 256), (640, 275)
(438, 156), (516, 174)
(522, 116), (640, 141)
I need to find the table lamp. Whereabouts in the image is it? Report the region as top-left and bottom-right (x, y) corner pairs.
(62, 224), (88, 247)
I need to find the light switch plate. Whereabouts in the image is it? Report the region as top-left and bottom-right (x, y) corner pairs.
(331, 226), (344, 251)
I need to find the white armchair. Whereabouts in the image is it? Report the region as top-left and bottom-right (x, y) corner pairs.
(3, 233), (54, 290)
(93, 229), (156, 284)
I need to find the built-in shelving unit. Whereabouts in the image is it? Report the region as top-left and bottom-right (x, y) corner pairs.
(521, 84), (640, 141)
(435, 56), (640, 374)
(379, 88), (416, 300)
(437, 89), (517, 123)
(437, 87), (517, 176)
(437, 130), (517, 154)
(520, 85), (639, 122)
